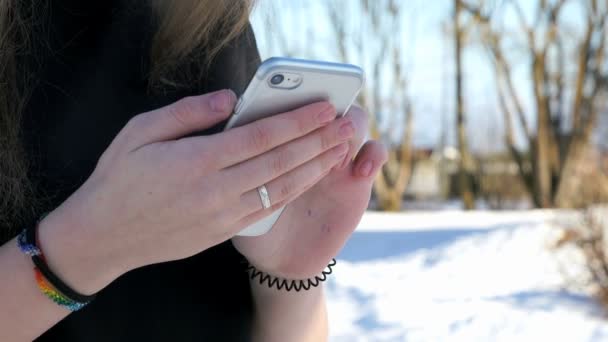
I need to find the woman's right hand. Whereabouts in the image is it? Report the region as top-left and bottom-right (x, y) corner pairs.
(36, 89), (355, 295)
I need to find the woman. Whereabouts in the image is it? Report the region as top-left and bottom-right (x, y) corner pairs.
(0, 1), (386, 341)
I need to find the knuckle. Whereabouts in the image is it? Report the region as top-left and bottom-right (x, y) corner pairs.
(170, 97), (199, 128)
(293, 114), (310, 134)
(321, 152), (338, 169)
(320, 128), (335, 150)
(198, 182), (227, 209)
(118, 114), (147, 146)
(215, 214), (234, 234)
(249, 122), (272, 151)
(176, 138), (216, 171)
(270, 200), (287, 212)
(278, 178), (295, 199)
(125, 113), (146, 133)
(270, 148), (292, 175)
(190, 145), (214, 170)
(195, 152), (222, 173)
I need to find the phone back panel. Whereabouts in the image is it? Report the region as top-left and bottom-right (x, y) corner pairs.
(226, 57), (364, 236)
(226, 57), (364, 129)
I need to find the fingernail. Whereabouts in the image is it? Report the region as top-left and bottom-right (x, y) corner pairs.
(210, 90), (235, 112)
(338, 121), (355, 139)
(317, 105), (336, 124)
(358, 160), (373, 177)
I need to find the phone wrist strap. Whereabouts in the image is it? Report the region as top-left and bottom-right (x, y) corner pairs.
(245, 259), (336, 292)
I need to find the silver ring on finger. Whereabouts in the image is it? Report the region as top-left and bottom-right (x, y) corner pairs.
(257, 185), (272, 209)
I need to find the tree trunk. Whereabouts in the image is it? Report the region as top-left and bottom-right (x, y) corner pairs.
(454, 0), (475, 210)
(373, 105), (414, 212)
(532, 53), (553, 208)
(378, 192), (403, 212)
(459, 0), (608, 209)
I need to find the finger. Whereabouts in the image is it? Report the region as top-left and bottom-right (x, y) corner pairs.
(233, 167), (332, 232)
(209, 102), (337, 168)
(123, 89), (236, 149)
(278, 165), (332, 207)
(237, 143), (348, 218)
(224, 116), (355, 191)
(351, 140), (389, 178)
(338, 105), (369, 170)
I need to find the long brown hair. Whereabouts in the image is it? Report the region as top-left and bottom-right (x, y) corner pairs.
(0, 0), (253, 240)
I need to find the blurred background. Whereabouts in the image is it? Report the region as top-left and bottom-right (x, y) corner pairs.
(251, 1), (608, 341)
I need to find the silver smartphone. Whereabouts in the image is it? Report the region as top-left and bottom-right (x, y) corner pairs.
(226, 57), (365, 236)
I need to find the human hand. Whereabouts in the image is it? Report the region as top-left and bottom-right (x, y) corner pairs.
(38, 90), (354, 293)
(233, 106), (387, 279)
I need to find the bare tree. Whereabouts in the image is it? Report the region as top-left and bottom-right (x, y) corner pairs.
(257, 1), (420, 211)
(327, 0), (415, 211)
(257, 0), (311, 58)
(461, 0), (608, 208)
(454, 0), (477, 209)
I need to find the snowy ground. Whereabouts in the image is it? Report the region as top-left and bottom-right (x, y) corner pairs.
(326, 210), (608, 341)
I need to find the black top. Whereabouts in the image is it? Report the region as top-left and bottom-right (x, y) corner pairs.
(18, 1), (261, 341)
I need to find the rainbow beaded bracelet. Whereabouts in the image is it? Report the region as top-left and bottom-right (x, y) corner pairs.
(17, 215), (94, 312)
(34, 267), (88, 311)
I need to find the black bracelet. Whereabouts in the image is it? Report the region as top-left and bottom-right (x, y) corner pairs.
(24, 213), (97, 304)
(246, 259), (336, 292)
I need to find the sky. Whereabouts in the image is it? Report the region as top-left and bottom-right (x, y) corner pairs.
(250, 0), (593, 153)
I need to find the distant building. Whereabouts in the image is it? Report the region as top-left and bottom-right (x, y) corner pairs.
(403, 146), (528, 206)
(405, 147), (458, 199)
(405, 148), (441, 199)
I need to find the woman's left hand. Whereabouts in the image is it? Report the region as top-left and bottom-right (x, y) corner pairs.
(232, 106), (387, 279)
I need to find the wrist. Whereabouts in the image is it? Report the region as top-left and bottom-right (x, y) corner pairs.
(250, 275), (325, 304)
(36, 208), (124, 295)
(250, 279), (328, 342)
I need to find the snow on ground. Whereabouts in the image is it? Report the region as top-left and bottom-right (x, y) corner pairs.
(326, 210), (608, 342)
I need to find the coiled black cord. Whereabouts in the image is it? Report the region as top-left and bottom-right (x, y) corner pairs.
(246, 259), (336, 292)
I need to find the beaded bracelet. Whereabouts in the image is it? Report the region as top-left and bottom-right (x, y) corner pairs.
(34, 268), (88, 311)
(246, 259), (336, 292)
(17, 214), (95, 311)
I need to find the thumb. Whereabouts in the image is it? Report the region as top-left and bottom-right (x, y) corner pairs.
(126, 89), (236, 147)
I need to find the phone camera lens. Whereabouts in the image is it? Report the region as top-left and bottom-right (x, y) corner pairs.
(270, 74), (285, 85)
